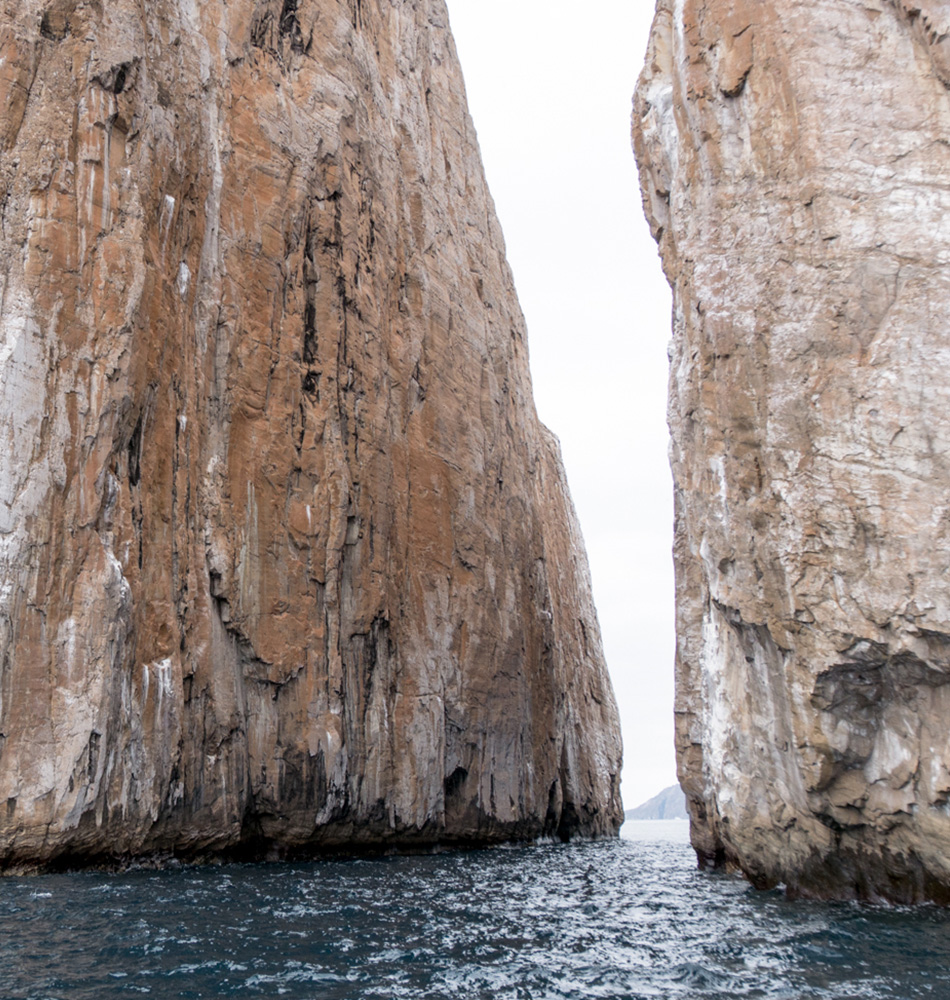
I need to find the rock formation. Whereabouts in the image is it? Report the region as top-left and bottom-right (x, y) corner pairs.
(624, 784), (687, 822)
(0, 0), (622, 870)
(635, 0), (950, 902)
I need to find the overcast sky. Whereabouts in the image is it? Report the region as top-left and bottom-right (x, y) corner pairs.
(443, 1), (676, 809)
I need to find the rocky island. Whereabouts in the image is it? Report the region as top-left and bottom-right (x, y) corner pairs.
(635, 0), (950, 902)
(0, 0), (622, 870)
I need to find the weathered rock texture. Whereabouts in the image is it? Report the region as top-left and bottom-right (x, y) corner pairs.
(635, 0), (950, 902)
(0, 0), (622, 870)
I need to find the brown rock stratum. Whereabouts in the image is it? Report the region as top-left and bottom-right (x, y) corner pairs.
(0, 0), (623, 870)
(635, 0), (950, 902)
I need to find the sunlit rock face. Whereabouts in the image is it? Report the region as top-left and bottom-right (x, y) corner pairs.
(635, 0), (950, 902)
(0, 0), (622, 870)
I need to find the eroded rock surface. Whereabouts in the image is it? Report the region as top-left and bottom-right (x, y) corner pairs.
(0, 0), (622, 870)
(635, 0), (950, 902)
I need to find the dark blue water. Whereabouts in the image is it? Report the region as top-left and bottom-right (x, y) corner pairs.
(1, 821), (949, 999)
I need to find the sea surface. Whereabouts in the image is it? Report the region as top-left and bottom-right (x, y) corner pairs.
(1, 820), (949, 999)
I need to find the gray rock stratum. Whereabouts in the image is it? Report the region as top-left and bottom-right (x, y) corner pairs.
(0, 0), (622, 871)
(635, 0), (950, 902)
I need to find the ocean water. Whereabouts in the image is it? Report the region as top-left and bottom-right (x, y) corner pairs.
(1, 821), (949, 999)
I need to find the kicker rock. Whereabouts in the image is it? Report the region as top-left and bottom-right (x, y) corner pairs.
(0, 0), (622, 869)
(635, 0), (950, 902)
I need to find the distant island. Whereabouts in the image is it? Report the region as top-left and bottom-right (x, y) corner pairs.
(625, 785), (688, 821)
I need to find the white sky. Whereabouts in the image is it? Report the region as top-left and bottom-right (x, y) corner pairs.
(444, 0), (675, 810)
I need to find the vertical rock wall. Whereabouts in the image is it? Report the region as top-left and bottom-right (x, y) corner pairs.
(635, 0), (950, 902)
(0, 0), (622, 869)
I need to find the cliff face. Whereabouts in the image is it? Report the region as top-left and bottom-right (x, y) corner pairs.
(635, 0), (950, 902)
(0, 0), (622, 869)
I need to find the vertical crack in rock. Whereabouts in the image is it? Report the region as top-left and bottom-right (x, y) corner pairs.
(635, 0), (950, 902)
(0, 0), (622, 871)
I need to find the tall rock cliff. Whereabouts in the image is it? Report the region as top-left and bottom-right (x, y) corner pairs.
(0, 0), (622, 870)
(635, 0), (950, 902)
